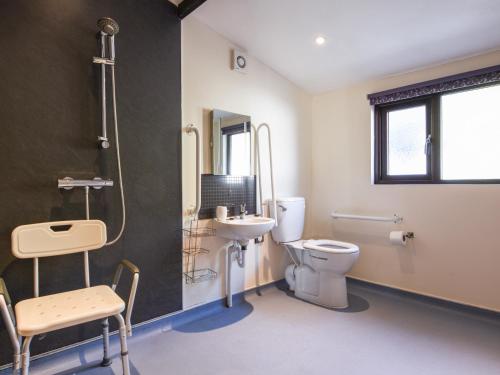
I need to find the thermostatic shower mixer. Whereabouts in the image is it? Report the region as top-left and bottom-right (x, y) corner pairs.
(58, 177), (114, 190)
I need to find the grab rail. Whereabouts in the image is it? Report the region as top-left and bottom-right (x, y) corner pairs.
(255, 123), (278, 226)
(185, 124), (201, 218)
(331, 212), (403, 224)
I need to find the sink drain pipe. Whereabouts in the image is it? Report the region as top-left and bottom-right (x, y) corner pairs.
(226, 241), (247, 308)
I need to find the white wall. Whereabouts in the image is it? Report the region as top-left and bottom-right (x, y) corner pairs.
(311, 51), (500, 311)
(181, 17), (312, 309)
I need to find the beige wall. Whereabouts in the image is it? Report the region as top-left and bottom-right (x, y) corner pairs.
(182, 16), (500, 312)
(181, 17), (312, 309)
(311, 51), (500, 311)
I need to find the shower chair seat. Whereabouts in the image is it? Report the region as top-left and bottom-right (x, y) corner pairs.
(15, 285), (125, 337)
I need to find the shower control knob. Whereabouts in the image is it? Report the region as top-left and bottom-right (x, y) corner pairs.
(99, 138), (110, 149)
(59, 177), (75, 190)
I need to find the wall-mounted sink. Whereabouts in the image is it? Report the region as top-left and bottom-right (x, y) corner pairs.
(215, 215), (275, 308)
(215, 216), (275, 246)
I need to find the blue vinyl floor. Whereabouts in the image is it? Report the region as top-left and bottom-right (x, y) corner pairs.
(2, 281), (500, 374)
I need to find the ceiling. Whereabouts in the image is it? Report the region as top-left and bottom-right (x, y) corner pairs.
(190, 0), (500, 93)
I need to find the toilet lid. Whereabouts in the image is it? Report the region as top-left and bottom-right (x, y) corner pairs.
(303, 239), (359, 254)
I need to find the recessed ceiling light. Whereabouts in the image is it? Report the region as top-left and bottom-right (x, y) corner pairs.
(315, 36), (326, 46)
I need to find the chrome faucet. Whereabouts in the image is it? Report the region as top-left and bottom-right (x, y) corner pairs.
(239, 203), (248, 219)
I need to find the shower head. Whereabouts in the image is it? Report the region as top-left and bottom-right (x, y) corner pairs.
(97, 17), (119, 36)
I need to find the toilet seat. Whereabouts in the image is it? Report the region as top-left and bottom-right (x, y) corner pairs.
(303, 239), (359, 254)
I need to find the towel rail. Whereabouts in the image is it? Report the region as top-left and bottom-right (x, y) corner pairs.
(331, 212), (403, 224)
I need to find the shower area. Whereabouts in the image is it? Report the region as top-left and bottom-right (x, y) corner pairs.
(0, 0), (182, 368)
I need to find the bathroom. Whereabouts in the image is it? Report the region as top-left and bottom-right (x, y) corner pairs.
(1, 0), (500, 374)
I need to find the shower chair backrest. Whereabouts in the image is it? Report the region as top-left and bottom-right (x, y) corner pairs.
(11, 220), (107, 258)
(11, 220), (107, 297)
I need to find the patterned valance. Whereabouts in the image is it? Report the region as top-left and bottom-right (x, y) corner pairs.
(367, 64), (500, 105)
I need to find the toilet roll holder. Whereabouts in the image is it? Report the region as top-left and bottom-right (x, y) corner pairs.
(404, 232), (415, 240)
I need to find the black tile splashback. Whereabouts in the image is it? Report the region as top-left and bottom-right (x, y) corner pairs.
(200, 175), (256, 219)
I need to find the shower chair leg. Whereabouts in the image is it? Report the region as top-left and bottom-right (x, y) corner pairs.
(101, 318), (112, 366)
(13, 350), (20, 375)
(20, 336), (32, 375)
(115, 314), (130, 375)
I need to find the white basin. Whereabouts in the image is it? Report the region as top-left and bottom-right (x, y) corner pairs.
(215, 216), (275, 245)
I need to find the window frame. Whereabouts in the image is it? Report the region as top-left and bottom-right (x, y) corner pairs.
(374, 82), (500, 184)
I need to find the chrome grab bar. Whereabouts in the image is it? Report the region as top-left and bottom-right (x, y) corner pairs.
(185, 125), (201, 218)
(254, 123), (278, 226)
(331, 212), (403, 224)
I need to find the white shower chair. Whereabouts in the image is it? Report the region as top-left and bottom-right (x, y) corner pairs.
(1, 219), (139, 375)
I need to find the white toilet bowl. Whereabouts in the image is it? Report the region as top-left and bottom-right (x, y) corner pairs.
(285, 239), (359, 309)
(269, 197), (360, 309)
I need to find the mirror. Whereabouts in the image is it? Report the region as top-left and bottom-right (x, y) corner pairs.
(211, 109), (252, 175)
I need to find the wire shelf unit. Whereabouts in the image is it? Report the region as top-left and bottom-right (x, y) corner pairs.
(184, 268), (217, 284)
(183, 219), (217, 284)
(182, 226), (216, 239)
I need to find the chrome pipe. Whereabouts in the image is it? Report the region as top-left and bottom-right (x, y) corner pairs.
(85, 186), (90, 220)
(236, 246), (246, 268)
(226, 245), (233, 308)
(101, 319), (111, 366)
(33, 258), (39, 298)
(84, 186), (90, 288)
(226, 242), (245, 308)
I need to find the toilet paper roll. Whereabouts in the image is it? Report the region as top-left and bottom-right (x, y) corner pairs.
(216, 206), (227, 221)
(390, 231), (407, 246)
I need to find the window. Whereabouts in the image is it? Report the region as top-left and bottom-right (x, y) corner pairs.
(373, 82), (500, 184)
(441, 85), (500, 180)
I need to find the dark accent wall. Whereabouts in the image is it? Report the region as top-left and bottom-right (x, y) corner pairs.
(199, 175), (256, 219)
(0, 0), (182, 365)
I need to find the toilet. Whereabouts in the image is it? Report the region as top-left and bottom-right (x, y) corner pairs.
(270, 197), (359, 309)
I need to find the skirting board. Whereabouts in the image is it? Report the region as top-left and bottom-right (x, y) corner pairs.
(347, 276), (500, 319)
